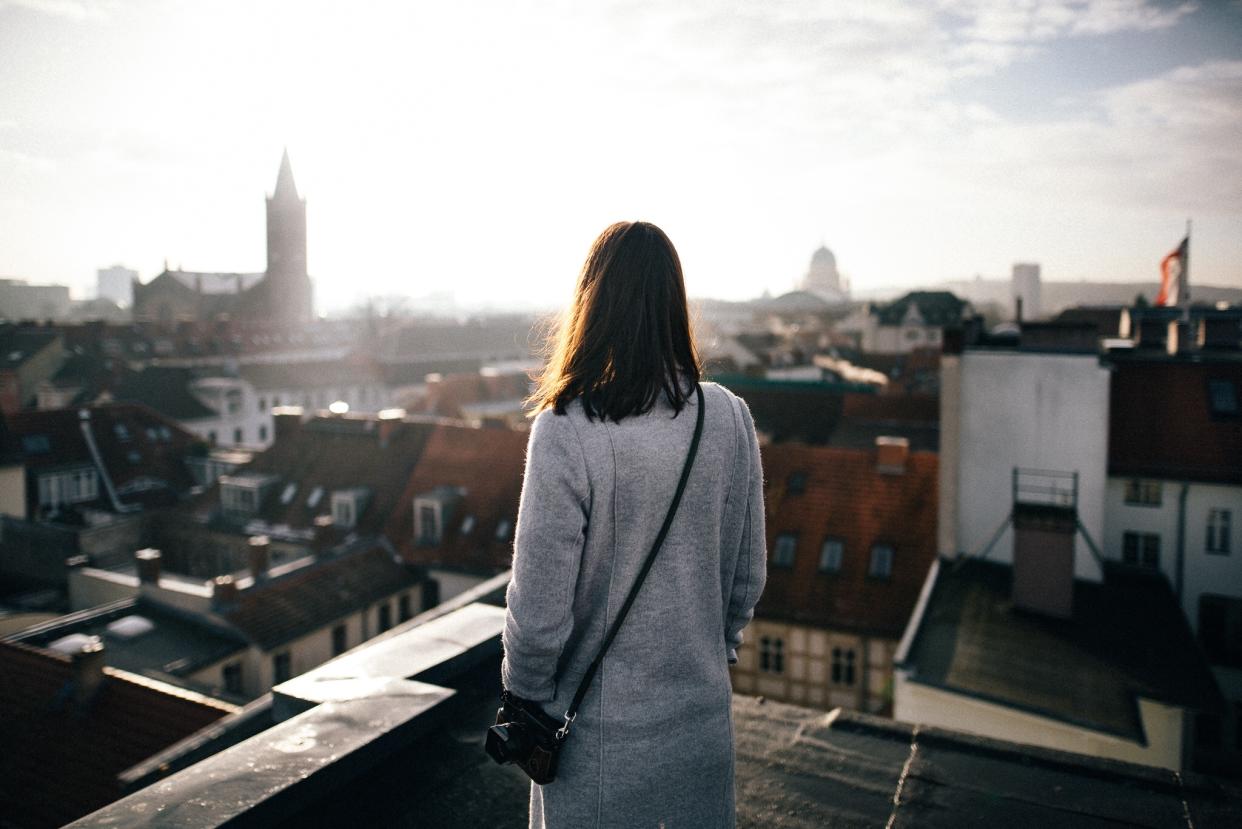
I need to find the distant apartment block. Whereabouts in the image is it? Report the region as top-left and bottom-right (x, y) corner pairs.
(96, 265), (137, 308)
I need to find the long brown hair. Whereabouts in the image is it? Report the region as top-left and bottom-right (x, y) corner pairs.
(530, 221), (701, 422)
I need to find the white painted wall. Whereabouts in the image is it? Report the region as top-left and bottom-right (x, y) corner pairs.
(894, 671), (1187, 771)
(1103, 477), (1242, 633)
(428, 568), (488, 605)
(951, 350), (1111, 580)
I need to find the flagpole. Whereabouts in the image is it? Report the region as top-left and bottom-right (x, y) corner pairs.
(1182, 217), (1191, 321)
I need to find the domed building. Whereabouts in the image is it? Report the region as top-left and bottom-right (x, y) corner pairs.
(799, 245), (848, 303)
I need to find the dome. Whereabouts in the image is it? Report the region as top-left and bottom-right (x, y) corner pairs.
(810, 245), (836, 268)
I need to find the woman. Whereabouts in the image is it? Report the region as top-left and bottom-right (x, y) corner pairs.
(501, 221), (767, 828)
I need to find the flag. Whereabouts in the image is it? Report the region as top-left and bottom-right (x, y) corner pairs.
(1155, 236), (1189, 307)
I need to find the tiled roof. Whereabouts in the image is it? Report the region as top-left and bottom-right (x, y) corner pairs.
(223, 545), (422, 650)
(167, 270), (264, 295)
(0, 326), (59, 369)
(386, 316), (538, 361)
(874, 290), (970, 326)
(0, 640), (233, 829)
(756, 442), (938, 638)
(409, 371), (533, 419)
(901, 558), (1224, 741)
(1109, 354), (1242, 485)
(391, 422), (527, 573)
(112, 366), (219, 420)
(4, 403), (203, 512)
(200, 414), (437, 538)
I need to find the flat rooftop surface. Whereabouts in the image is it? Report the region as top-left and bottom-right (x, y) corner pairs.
(274, 664), (1241, 828)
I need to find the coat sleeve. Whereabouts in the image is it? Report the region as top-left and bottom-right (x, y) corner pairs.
(724, 396), (767, 664)
(501, 409), (590, 702)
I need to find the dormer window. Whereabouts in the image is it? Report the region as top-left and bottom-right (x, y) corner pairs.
(413, 485), (464, 546)
(220, 473), (279, 516)
(495, 519), (512, 541)
(460, 515), (476, 535)
(331, 487), (370, 528)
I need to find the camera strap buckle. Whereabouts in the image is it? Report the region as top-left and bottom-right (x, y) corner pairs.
(556, 711), (576, 741)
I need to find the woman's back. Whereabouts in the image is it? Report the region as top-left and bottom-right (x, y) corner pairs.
(502, 380), (767, 828)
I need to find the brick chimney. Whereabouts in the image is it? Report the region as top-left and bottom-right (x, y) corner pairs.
(135, 548), (161, 584)
(1167, 320), (1192, 356)
(248, 535), (271, 582)
(1011, 504), (1076, 619)
(875, 437), (909, 475)
(72, 636), (106, 705)
(272, 406), (305, 444)
(377, 408), (405, 448)
(313, 514), (336, 551)
(212, 574), (238, 607)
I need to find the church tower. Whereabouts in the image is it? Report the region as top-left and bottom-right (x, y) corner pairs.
(265, 149), (314, 323)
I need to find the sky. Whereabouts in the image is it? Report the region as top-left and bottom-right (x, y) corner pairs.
(1, 0), (1240, 314)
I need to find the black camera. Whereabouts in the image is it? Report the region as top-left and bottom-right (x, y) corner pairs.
(485, 690), (565, 784)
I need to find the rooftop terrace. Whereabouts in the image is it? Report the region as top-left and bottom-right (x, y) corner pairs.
(59, 573), (1242, 829)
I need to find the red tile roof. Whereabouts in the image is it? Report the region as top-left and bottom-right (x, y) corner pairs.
(390, 422), (527, 573)
(757, 442), (938, 638)
(223, 545), (423, 650)
(0, 640), (233, 829)
(1109, 356), (1242, 485)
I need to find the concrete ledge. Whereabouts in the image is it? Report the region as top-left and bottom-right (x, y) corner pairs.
(66, 594), (509, 829)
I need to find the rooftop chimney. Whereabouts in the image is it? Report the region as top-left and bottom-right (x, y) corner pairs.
(1136, 316), (1168, 350)
(1167, 320), (1192, 356)
(1199, 314), (1242, 350)
(248, 535), (271, 583)
(135, 548), (162, 585)
(313, 514), (335, 552)
(377, 408), (405, 448)
(875, 437), (909, 475)
(71, 636), (106, 706)
(272, 406), (305, 444)
(212, 574), (238, 607)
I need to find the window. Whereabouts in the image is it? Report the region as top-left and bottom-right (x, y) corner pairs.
(495, 519), (512, 541)
(113, 423), (130, 442)
(831, 647), (856, 686)
(259, 425), (268, 442)
(818, 538), (843, 573)
(208, 431), (218, 446)
(398, 593), (412, 622)
(273, 652), (292, 683)
(233, 427), (243, 444)
(332, 624), (347, 656)
(279, 482), (298, 504)
(418, 504), (439, 544)
(1208, 379), (1239, 417)
(868, 544), (894, 579)
(223, 661), (243, 695)
(1199, 594), (1242, 667)
(37, 468), (99, 508)
(1207, 509), (1232, 555)
(786, 472), (806, 495)
(377, 603), (392, 633)
(258, 397), (267, 413)
(1122, 531), (1161, 569)
(221, 483), (257, 514)
(226, 390), (241, 415)
(1123, 479), (1162, 507)
(332, 493), (357, 528)
(306, 485), (324, 508)
(460, 515), (476, 535)
(772, 534), (797, 568)
(759, 636), (784, 674)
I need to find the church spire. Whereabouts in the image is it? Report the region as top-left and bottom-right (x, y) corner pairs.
(273, 147), (299, 201)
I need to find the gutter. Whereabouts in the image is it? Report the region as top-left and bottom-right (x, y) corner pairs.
(79, 409), (139, 513)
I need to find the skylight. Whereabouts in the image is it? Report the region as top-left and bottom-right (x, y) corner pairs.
(1208, 379), (1238, 417)
(460, 515), (476, 535)
(495, 519), (512, 541)
(280, 482), (298, 504)
(106, 615), (155, 640)
(307, 486), (324, 508)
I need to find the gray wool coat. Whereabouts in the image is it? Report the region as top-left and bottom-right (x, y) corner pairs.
(501, 380), (768, 829)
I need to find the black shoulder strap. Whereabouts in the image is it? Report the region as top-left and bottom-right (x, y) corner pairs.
(559, 382), (706, 737)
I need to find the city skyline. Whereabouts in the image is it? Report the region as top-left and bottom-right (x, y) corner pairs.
(2, 0), (1241, 314)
